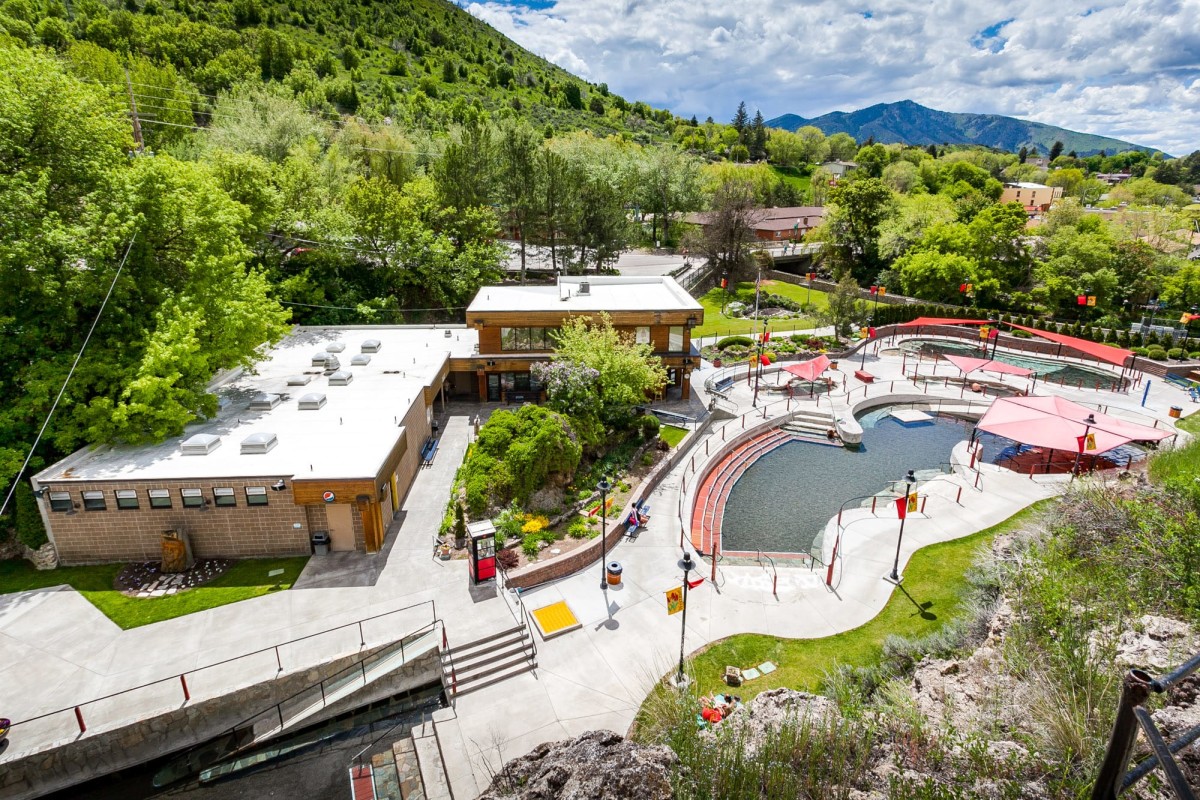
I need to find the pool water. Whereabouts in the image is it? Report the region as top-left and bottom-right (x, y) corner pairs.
(720, 408), (973, 557)
(899, 339), (1122, 390)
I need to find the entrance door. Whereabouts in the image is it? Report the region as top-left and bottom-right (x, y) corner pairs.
(487, 374), (500, 402)
(326, 504), (355, 551)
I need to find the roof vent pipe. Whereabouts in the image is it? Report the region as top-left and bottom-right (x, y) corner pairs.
(578, 280), (590, 295)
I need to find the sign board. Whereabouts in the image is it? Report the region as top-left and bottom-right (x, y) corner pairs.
(322, 491), (336, 503)
(666, 586), (684, 615)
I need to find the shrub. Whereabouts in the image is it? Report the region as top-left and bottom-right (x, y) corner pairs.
(1168, 347), (1184, 360)
(521, 533), (541, 559)
(1190, 351), (1200, 359)
(496, 548), (519, 570)
(521, 514), (550, 535)
(495, 502), (525, 542)
(14, 483), (48, 551)
(567, 518), (589, 538)
(638, 414), (661, 440)
(1148, 347), (1168, 361)
(1131, 346), (1149, 356)
(453, 502), (467, 545)
(716, 335), (753, 350)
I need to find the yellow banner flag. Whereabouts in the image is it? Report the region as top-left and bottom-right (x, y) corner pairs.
(666, 586), (684, 615)
(1085, 432), (1096, 451)
(979, 326), (990, 340)
(1087, 295), (1097, 307)
(907, 494), (919, 513)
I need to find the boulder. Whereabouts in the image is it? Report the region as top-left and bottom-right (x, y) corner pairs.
(477, 729), (676, 800)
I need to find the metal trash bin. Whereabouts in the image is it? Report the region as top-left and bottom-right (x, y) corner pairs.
(1170, 406), (1183, 419)
(311, 531), (331, 555)
(606, 561), (623, 586)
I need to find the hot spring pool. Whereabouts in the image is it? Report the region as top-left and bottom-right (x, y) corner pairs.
(719, 407), (974, 557)
(898, 338), (1122, 390)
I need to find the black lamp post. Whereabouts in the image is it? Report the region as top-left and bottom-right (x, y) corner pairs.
(752, 322), (769, 407)
(1072, 413), (1097, 476)
(676, 551), (695, 686)
(597, 476), (611, 591)
(860, 316), (873, 370)
(887, 470), (917, 584)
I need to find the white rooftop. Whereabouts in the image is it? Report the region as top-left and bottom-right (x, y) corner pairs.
(36, 326), (479, 484)
(1007, 182), (1052, 189)
(467, 276), (702, 315)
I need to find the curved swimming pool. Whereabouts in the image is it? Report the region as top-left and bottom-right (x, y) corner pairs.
(897, 338), (1122, 390)
(719, 407), (974, 557)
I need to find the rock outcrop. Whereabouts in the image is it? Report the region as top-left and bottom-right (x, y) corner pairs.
(477, 729), (676, 800)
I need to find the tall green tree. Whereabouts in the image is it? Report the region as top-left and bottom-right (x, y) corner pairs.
(821, 177), (896, 284)
(551, 313), (667, 427)
(497, 121), (542, 283)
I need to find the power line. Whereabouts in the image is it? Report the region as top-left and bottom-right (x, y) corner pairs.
(1, 234), (138, 516)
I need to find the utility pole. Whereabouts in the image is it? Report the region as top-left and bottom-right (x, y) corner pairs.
(125, 68), (144, 153)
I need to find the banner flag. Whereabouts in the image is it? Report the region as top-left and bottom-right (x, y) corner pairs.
(666, 586), (684, 615)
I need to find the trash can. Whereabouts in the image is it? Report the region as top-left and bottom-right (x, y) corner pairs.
(1170, 406), (1183, 419)
(606, 561), (623, 586)
(311, 531), (331, 555)
(829, 360), (839, 370)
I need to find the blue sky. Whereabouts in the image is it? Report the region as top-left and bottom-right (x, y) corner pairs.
(460, 0), (1200, 155)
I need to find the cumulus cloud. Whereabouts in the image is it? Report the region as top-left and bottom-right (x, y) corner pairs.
(459, 0), (1200, 154)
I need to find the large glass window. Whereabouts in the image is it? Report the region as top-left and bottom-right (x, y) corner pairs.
(213, 487), (236, 507)
(181, 488), (204, 508)
(668, 326), (684, 352)
(82, 490), (106, 511)
(115, 489), (139, 510)
(499, 327), (556, 351)
(635, 326), (651, 344)
(149, 489), (172, 509)
(245, 486), (268, 506)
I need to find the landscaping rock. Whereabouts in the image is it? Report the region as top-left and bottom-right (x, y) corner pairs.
(24, 542), (59, 571)
(477, 729), (676, 800)
(711, 688), (839, 756)
(1112, 615), (1199, 671)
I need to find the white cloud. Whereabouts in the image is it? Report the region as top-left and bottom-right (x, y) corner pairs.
(459, 0), (1200, 154)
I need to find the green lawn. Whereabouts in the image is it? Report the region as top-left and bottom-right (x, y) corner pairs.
(770, 165), (812, 200)
(694, 280), (829, 338)
(659, 424), (688, 447)
(0, 556), (310, 629)
(680, 501), (1052, 700)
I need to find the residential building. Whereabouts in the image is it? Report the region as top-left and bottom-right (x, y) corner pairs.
(454, 275), (703, 404)
(683, 206), (826, 243)
(1000, 182), (1063, 213)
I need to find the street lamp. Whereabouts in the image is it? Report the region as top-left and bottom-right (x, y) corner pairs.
(887, 470), (917, 584)
(597, 476), (612, 591)
(860, 317), (873, 370)
(675, 551), (695, 686)
(752, 322), (769, 407)
(1072, 413), (1098, 477)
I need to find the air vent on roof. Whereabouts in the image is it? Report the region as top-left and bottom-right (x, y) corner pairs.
(312, 352), (330, 367)
(287, 374), (312, 386)
(249, 393), (281, 411)
(298, 392), (327, 410)
(322, 355), (341, 374)
(325, 342), (345, 353)
(328, 370), (354, 386)
(578, 280), (590, 295)
(351, 354), (371, 366)
(240, 432), (278, 454)
(181, 433), (221, 456)
(361, 339), (382, 353)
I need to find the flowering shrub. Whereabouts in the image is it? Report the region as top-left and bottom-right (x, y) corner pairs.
(521, 515), (550, 534)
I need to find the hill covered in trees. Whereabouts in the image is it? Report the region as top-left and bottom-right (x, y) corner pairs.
(767, 100), (1162, 158)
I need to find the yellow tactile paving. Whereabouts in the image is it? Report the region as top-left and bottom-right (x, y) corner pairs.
(531, 600), (579, 637)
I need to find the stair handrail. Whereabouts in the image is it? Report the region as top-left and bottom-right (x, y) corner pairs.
(220, 619), (442, 754)
(9, 598), (438, 738)
(496, 561), (539, 672)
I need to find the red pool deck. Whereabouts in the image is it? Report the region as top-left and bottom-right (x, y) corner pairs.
(689, 428), (792, 554)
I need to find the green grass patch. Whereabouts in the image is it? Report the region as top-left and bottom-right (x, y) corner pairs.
(675, 501), (1052, 702)
(694, 280), (828, 338)
(1148, 412), (1200, 483)
(0, 556), (310, 629)
(659, 424), (688, 447)
(769, 165), (812, 199)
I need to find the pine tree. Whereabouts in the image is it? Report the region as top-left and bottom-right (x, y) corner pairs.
(1049, 140), (1064, 161)
(689, 115), (698, 127)
(750, 109), (767, 161)
(1018, 146), (1028, 164)
(926, 144), (938, 158)
(731, 101), (748, 142)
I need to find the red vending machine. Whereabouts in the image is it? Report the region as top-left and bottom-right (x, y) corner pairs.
(467, 520), (496, 584)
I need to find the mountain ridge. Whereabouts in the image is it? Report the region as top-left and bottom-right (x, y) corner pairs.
(766, 100), (1164, 157)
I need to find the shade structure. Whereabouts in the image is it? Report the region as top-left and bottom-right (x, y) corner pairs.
(782, 354), (831, 382)
(977, 395), (1172, 455)
(898, 317), (991, 327)
(944, 354), (1034, 378)
(1006, 323), (1132, 368)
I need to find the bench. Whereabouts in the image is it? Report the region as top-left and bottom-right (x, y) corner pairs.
(713, 377), (735, 394)
(420, 436), (439, 466)
(854, 370), (875, 383)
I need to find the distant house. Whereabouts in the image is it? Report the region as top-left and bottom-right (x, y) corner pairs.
(1000, 182), (1063, 213)
(819, 160), (857, 179)
(1026, 157), (1050, 169)
(1096, 172), (1133, 185)
(683, 206), (827, 242)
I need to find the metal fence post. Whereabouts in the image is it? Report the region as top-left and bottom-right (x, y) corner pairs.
(180, 675), (190, 702)
(1091, 670), (1153, 800)
(75, 706), (86, 734)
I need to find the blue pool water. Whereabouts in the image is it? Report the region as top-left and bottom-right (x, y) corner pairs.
(720, 408), (973, 556)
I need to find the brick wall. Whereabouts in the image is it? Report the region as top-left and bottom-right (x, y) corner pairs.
(44, 478), (310, 565)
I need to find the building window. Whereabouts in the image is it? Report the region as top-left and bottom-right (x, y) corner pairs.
(82, 491), (107, 511)
(149, 489), (172, 509)
(49, 491), (72, 513)
(245, 486), (268, 506)
(115, 489), (139, 510)
(635, 326), (651, 345)
(500, 327), (555, 351)
(668, 326), (684, 352)
(213, 487), (236, 507)
(181, 488), (204, 508)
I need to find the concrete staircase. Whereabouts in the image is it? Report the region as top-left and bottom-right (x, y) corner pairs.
(781, 407), (840, 444)
(441, 625), (536, 699)
(350, 718), (452, 800)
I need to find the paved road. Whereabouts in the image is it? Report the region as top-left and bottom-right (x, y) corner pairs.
(500, 242), (688, 277)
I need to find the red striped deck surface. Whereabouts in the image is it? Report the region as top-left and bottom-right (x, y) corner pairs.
(350, 765), (374, 800)
(690, 429), (791, 554)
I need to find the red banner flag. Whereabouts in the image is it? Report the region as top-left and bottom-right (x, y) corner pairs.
(1077, 295), (1087, 305)
(896, 496), (907, 519)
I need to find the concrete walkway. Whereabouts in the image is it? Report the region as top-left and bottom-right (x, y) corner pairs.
(1, 338), (1194, 797)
